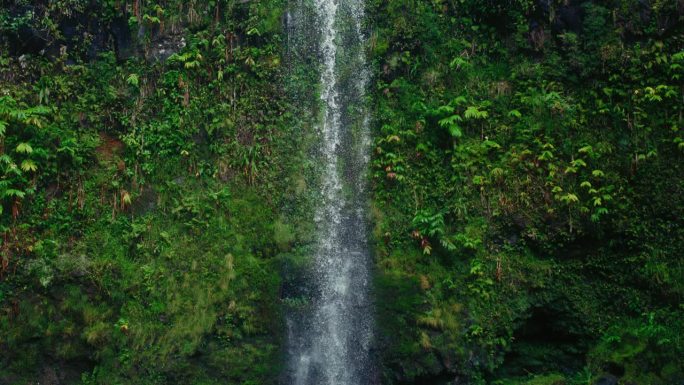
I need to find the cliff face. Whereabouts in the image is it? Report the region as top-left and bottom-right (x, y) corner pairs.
(367, 0), (684, 383)
(2, 2), (130, 59)
(1, 1), (298, 384)
(1, 1), (683, 384)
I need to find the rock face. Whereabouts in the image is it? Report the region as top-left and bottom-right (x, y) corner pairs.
(553, 1), (583, 33)
(0, 2), (186, 62)
(531, 0), (684, 37)
(146, 34), (186, 62)
(110, 16), (135, 60)
(532, 0), (583, 34)
(1, 3), (131, 61)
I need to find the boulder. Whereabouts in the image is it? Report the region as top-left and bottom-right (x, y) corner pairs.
(146, 34), (186, 62)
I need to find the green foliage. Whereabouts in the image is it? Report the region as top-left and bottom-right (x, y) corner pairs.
(589, 311), (684, 384)
(0, 0), (305, 383)
(369, 0), (683, 382)
(0, 0), (682, 383)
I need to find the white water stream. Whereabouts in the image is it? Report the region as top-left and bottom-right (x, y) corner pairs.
(285, 0), (373, 384)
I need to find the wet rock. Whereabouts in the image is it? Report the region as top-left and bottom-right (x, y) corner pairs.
(137, 25), (146, 41)
(507, 233), (519, 245)
(538, 0), (552, 15)
(132, 187), (157, 215)
(2, 3), (140, 61)
(529, 19), (541, 32)
(59, 18), (79, 42)
(638, 0), (652, 24)
(147, 34), (186, 62)
(10, 24), (51, 55)
(39, 365), (59, 385)
(446, 377), (466, 385)
(595, 374), (618, 385)
(86, 19), (110, 61)
(553, 1), (583, 33)
(111, 16), (135, 61)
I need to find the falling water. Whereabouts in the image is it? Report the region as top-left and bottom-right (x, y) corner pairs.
(285, 0), (374, 384)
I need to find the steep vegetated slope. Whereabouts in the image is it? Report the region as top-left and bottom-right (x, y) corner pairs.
(0, 1), (320, 384)
(368, 0), (683, 384)
(1, 0), (684, 385)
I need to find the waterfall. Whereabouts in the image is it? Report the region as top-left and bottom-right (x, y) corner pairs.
(285, 0), (374, 384)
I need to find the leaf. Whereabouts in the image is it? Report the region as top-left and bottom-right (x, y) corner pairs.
(438, 114), (463, 138)
(448, 124), (462, 138)
(416, 143), (430, 153)
(25, 116), (44, 128)
(16, 142), (33, 154)
(482, 140), (501, 150)
(592, 169), (605, 177)
(438, 114), (462, 127)
(3, 189), (25, 199)
(508, 109), (522, 118)
(450, 57), (470, 70)
(464, 106), (488, 119)
(452, 96), (467, 105)
(142, 14), (161, 24)
(571, 159), (587, 168)
(435, 105), (455, 116)
(439, 238), (457, 251)
(578, 145), (593, 154)
(122, 191), (132, 206)
(538, 150), (554, 160)
(490, 168), (504, 178)
(0, 120), (6, 136)
(20, 159), (37, 172)
(126, 73), (139, 87)
(28, 106), (51, 117)
(561, 193), (579, 204)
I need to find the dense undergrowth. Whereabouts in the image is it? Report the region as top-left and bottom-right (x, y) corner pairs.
(1, 0), (683, 384)
(368, 0), (684, 384)
(0, 1), (319, 384)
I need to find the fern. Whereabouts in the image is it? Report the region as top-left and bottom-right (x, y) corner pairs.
(20, 160), (37, 172)
(15, 142), (33, 154)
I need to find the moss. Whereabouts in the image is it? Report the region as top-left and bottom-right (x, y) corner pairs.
(1, 0), (683, 383)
